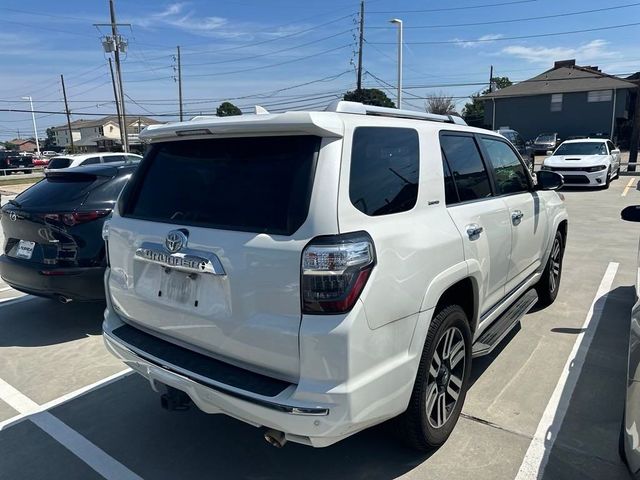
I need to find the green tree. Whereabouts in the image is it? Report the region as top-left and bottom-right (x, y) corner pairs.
(43, 127), (56, 150)
(426, 92), (457, 115)
(343, 88), (395, 108)
(462, 76), (513, 127)
(216, 101), (242, 117)
(3, 142), (18, 151)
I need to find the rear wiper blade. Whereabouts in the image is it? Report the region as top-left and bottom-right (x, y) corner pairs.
(8, 199), (21, 208)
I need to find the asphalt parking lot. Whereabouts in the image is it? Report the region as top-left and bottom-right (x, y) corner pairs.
(1, 174), (640, 480)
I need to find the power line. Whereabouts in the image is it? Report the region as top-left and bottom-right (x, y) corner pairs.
(367, 2), (640, 29)
(178, 13), (356, 57)
(180, 28), (355, 68)
(182, 44), (354, 78)
(369, 22), (640, 45)
(368, 0), (536, 14)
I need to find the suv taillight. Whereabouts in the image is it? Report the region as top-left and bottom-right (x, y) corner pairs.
(43, 210), (111, 227)
(302, 232), (376, 314)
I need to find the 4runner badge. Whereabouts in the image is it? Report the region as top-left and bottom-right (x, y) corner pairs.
(165, 230), (188, 253)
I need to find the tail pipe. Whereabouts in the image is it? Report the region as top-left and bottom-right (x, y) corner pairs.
(263, 429), (287, 448)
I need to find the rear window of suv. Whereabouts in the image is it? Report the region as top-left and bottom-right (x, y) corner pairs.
(15, 173), (100, 206)
(123, 136), (320, 235)
(47, 157), (72, 169)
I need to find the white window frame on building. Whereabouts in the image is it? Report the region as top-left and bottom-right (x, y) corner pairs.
(550, 93), (563, 112)
(587, 90), (613, 102)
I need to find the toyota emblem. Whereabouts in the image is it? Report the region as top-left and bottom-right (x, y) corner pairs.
(164, 230), (188, 253)
(9, 211), (17, 222)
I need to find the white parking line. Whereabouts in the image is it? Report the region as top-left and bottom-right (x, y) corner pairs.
(0, 371), (139, 479)
(0, 369), (132, 431)
(0, 286), (12, 292)
(515, 262), (618, 479)
(622, 178), (636, 197)
(0, 295), (30, 305)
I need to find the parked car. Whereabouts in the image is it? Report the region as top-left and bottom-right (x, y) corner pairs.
(32, 156), (50, 167)
(46, 152), (142, 170)
(41, 150), (58, 157)
(532, 132), (562, 154)
(0, 151), (33, 175)
(541, 139), (621, 188)
(495, 128), (534, 172)
(0, 162), (138, 302)
(101, 101), (568, 450)
(620, 205), (640, 478)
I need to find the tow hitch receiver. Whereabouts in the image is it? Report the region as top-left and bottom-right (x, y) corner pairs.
(160, 385), (193, 411)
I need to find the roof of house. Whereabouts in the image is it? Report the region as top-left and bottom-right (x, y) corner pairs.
(52, 115), (162, 131)
(483, 60), (637, 99)
(9, 138), (36, 145)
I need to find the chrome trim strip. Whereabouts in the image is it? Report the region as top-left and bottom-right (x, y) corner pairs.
(104, 331), (329, 416)
(134, 242), (226, 276)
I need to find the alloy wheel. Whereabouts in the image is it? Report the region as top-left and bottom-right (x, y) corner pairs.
(425, 327), (466, 429)
(549, 237), (561, 293)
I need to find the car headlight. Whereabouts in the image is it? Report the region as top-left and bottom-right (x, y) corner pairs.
(585, 165), (607, 172)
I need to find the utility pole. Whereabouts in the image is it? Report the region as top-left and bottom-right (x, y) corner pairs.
(177, 46), (184, 121)
(629, 82), (640, 172)
(357, 1), (364, 91)
(108, 58), (124, 149)
(489, 65), (494, 92)
(60, 75), (75, 154)
(95, 0), (130, 152)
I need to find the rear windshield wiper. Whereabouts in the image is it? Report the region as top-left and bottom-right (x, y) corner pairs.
(8, 199), (21, 208)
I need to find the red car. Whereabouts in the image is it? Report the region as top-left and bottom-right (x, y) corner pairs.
(32, 157), (49, 167)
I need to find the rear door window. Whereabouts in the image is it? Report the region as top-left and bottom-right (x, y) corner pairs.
(349, 127), (419, 216)
(124, 136), (320, 235)
(80, 156), (101, 166)
(440, 134), (492, 202)
(103, 155), (127, 163)
(47, 157), (72, 169)
(480, 137), (530, 195)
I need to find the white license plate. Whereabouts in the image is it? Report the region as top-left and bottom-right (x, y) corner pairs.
(16, 240), (35, 260)
(160, 270), (196, 304)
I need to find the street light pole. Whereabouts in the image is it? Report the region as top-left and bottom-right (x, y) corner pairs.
(21, 96), (40, 156)
(389, 19), (403, 109)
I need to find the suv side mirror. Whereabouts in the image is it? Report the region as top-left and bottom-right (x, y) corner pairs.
(546, 150), (553, 156)
(536, 171), (564, 191)
(622, 206), (640, 222)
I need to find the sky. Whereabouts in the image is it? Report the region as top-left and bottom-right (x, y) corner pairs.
(1, 0), (640, 141)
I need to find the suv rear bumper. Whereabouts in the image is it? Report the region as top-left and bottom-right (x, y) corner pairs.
(0, 254), (105, 301)
(103, 298), (421, 447)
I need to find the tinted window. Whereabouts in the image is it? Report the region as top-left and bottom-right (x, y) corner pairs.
(125, 136), (320, 235)
(103, 155), (126, 163)
(607, 141), (615, 153)
(440, 135), (492, 202)
(442, 157), (459, 205)
(87, 173), (132, 203)
(554, 142), (607, 155)
(481, 137), (529, 195)
(15, 174), (99, 206)
(126, 155), (142, 163)
(350, 127), (419, 216)
(81, 156), (100, 166)
(47, 157), (72, 169)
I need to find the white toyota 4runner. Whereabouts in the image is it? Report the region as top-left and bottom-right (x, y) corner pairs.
(102, 101), (568, 450)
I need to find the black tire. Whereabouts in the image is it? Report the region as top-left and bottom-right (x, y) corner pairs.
(613, 165), (620, 180)
(536, 230), (564, 307)
(23, 169), (32, 174)
(394, 305), (472, 451)
(603, 167), (611, 189)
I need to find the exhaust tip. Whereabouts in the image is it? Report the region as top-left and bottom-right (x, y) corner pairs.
(263, 429), (287, 448)
(57, 295), (72, 304)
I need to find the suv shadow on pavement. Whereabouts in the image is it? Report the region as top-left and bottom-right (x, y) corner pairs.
(540, 285), (633, 480)
(0, 297), (104, 347)
(39, 375), (431, 480)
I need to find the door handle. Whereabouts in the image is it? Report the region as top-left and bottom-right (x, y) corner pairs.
(466, 224), (483, 240)
(511, 210), (524, 225)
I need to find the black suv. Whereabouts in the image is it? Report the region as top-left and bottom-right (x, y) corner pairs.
(0, 162), (137, 302)
(0, 151), (33, 175)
